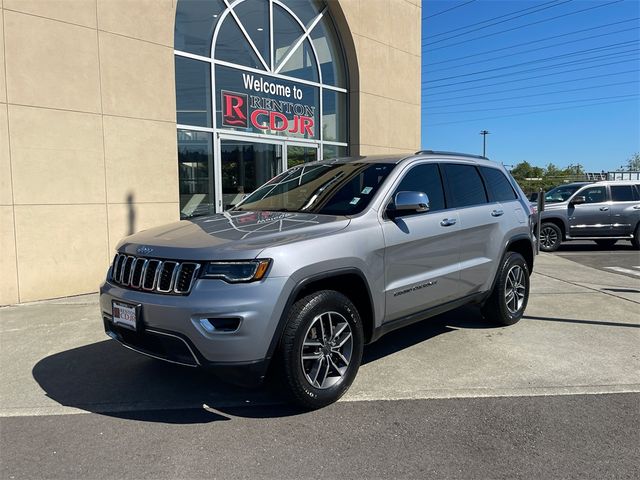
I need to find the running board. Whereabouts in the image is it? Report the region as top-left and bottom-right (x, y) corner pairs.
(565, 235), (633, 240)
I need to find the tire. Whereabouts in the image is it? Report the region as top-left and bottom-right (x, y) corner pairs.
(482, 252), (530, 326)
(277, 290), (364, 409)
(539, 222), (562, 252)
(594, 239), (617, 249)
(632, 224), (640, 250)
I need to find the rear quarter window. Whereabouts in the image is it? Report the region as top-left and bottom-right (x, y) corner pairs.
(480, 166), (518, 202)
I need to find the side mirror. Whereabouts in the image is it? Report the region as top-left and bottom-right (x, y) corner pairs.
(388, 191), (430, 218)
(571, 195), (586, 205)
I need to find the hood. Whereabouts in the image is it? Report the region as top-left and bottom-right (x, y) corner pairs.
(116, 211), (351, 260)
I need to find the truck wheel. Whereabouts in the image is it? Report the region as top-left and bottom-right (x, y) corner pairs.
(482, 252), (530, 326)
(632, 224), (640, 250)
(539, 222), (562, 252)
(595, 239), (617, 249)
(278, 290), (364, 409)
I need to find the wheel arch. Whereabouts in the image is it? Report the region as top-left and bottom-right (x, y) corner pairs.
(264, 268), (376, 369)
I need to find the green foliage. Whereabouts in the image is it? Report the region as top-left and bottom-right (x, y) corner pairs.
(510, 161), (586, 195)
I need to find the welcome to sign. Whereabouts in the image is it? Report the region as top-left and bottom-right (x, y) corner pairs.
(217, 66), (319, 139)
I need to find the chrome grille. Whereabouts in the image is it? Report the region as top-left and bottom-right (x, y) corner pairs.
(110, 253), (200, 295)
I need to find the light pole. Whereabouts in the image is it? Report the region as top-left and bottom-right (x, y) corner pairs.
(479, 130), (490, 157)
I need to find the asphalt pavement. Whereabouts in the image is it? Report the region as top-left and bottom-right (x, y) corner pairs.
(555, 240), (640, 280)
(1, 252), (639, 479)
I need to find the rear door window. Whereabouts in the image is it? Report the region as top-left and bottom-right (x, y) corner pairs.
(611, 185), (635, 202)
(442, 163), (488, 208)
(480, 166), (518, 202)
(393, 163), (446, 212)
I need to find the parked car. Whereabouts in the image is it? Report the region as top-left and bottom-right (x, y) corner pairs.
(538, 181), (640, 251)
(100, 152), (535, 409)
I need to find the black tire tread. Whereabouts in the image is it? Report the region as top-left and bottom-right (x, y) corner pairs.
(279, 290), (363, 410)
(482, 251), (530, 326)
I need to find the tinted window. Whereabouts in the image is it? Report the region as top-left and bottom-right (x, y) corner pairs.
(545, 184), (584, 203)
(480, 166), (517, 202)
(393, 164), (446, 212)
(611, 185), (635, 202)
(442, 164), (488, 208)
(235, 163), (395, 215)
(579, 186), (607, 203)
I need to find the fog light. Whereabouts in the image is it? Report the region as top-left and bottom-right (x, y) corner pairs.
(199, 318), (240, 333)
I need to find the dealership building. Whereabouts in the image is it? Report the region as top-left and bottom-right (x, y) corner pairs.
(0, 0), (421, 305)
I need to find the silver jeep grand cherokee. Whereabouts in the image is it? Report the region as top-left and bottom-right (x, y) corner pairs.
(100, 151), (535, 409)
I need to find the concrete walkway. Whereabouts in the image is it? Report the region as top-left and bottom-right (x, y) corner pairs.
(1, 253), (638, 417)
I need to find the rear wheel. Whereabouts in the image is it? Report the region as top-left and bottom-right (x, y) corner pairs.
(277, 290), (364, 409)
(539, 222), (562, 252)
(594, 239), (617, 249)
(482, 252), (530, 326)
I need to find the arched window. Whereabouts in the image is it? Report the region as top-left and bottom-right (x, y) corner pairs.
(174, 0), (349, 218)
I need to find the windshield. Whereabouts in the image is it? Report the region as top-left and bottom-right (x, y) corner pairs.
(544, 184), (584, 203)
(233, 162), (396, 215)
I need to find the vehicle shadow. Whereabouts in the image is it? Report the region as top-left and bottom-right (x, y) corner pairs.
(32, 305), (498, 423)
(557, 242), (634, 252)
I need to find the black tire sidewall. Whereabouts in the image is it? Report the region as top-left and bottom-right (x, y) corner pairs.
(540, 222), (562, 252)
(281, 290), (364, 409)
(487, 252), (530, 326)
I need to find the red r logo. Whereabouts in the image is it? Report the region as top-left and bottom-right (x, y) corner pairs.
(221, 91), (248, 127)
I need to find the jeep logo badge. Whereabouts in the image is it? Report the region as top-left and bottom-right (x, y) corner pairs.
(136, 246), (154, 255)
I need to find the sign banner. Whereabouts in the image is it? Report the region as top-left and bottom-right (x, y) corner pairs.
(216, 65), (319, 140)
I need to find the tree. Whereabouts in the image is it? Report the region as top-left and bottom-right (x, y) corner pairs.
(623, 153), (640, 171)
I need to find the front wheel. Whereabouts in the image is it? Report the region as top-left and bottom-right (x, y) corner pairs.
(539, 222), (562, 252)
(278, 290), (364, 409)
(482, 252), (530, 326)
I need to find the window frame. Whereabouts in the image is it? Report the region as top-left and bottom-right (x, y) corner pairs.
(573, 185), (609, 204)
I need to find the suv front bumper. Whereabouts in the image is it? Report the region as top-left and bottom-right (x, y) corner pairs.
(99, 275), (292, 384)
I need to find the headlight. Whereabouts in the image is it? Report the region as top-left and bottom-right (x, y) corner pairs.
(202, 259), (271, 283)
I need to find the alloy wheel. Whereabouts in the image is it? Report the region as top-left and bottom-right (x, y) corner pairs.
(504, 265), (527, 314)
(301, 311), (353, 389)
(540, 226), (558, 249)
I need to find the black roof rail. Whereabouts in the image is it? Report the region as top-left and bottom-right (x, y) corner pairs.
(415, 150), (488, 160)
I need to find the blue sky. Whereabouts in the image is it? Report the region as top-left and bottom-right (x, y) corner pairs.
(421, 0), (640, 171)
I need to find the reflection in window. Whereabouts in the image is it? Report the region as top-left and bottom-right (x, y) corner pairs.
(174, 0), (225, 56)
(233, 0), (270, 65)
(273, 4), (306, 68)
(395, 164), (445, 212)
(221, 141), (283, 209)
(287, 145), (318, 168)
(215, 16), (264, 69)
(322, 90), (347, 142)
(178, 130), (214, 218)
(175, 56), (212, 127)
(323, 144), (347, 160)
(310, 15), (346, 87)
(443, 164), (488, 208)
(279, 39), (319, 82)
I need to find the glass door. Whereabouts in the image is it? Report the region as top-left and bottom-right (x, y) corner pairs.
(286, 142), (319, 168)
(219, 135), (284, 210)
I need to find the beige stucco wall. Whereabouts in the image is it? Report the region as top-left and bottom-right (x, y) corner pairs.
(0, 0), (421, 305)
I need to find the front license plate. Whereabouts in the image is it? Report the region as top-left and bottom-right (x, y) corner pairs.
(112, 301), (139, 331)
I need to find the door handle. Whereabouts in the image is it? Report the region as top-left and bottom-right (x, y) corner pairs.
(633, 205), (640, 210)
(440, 218), (457, 227)
(491, 209), (504, 217)
(599, 206), (609, 211)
